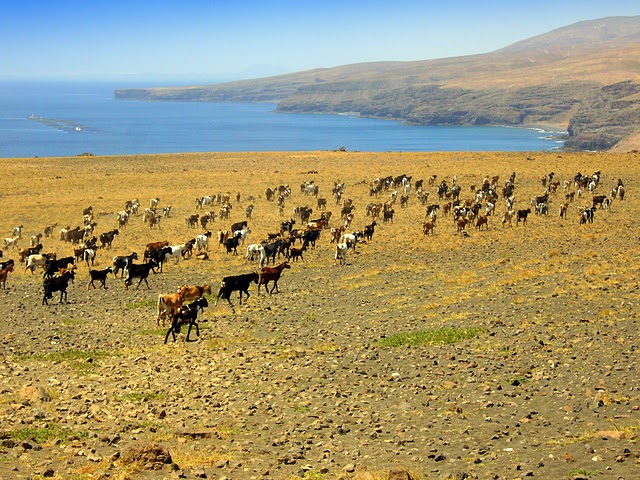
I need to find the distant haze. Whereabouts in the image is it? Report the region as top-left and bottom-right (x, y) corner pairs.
(1, 1), (638, 83)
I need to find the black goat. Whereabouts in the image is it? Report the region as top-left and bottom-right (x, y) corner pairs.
(113, 252), (138, 278)
(99, 229), (119, 249)
(43, 256), (75, 280)
(146, 246), (172, 273)
(124, 260), (158, 290)
(164, 297), (208, 343)
(87, 267), (113, 290)
(43, 270), (75, 305)
(260, 239), (282, 266)
(215, 272), (259, 312)
(224, 232), (242, 255)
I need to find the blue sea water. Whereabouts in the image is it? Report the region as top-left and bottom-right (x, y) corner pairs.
(0, 81), (565, 158)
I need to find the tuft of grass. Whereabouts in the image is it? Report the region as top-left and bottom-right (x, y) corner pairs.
(117, 392), (164, 403)
(568, 469), (601, 477)
(9, 423), (85, 445)
(373, 327), (486, 348)
(20, 349), (111, 363)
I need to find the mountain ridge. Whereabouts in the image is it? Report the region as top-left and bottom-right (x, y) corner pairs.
(115, 16), (640, 151)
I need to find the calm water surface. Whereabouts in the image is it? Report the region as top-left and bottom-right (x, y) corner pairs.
(0, 81), (565, 158)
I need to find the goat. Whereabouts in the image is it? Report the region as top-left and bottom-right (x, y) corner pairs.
(25, 253), (55, 274)
(195, 231), (212, 252)
(164, 297), (208, 343)
(3, 236), (20, 250)
(246, 244), (264, 262)
(341, 232), (359, 251)
(99, 229), (119, 249)
(224, 232), (242, 255)
(422, 220), (436, 236)
(287, 245), (307, 262)
(260, 239), (283, 266)
(43, 270), (75, 305)
(113, 252), (138, 278)
(475, 215), (489, 230)
(43, 257), (74, 280)
(157, 287), (187, 326)
(516, 208), (531, 225)
(87, 267), (113, 290)
(179, 284), (212, 302)
(84, 248), (97, 266)
(19, 244), (43, 263)
(302, 229), (321, 249)
(363, 221), (377, 241)
(335, 243), (348, 266)
(215, 272), (259, 312)
(258, 262), (291, 295)
(0, 262), (14, 290)
(30, 233), (43, 247)
(502, 210), (514, 227)
(124, 260), (158, 290)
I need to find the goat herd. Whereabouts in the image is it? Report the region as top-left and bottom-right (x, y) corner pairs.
(0, 167), (626, 343)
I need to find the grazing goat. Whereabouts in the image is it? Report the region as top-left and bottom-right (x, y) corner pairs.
(475, 215), (489, 230)
(422, 220), (436, 236)
(43, 270), (75, 305)
(260, 240), (283, 266)
(246, 244), (264, 262)
(195, 231), (212, 252)
(113, 252), (138, 278)
(215, 272), (259, 312)
(87, 267), (113, 290)
(502, 210), (514, 227)
(157, 288), (187, 326)
(363, 221), (377, 241)
(3, 236), (20, 250)
(43, 257), (75, 280)
(287, 245), (306, 262)
(335, 243), (348, 266)
(341, 232), (359, 251)
(0, 262), (14, 290)
(516, 208), (531, 225)
(179, 284), (212, 302)
(25, 253), (55, 274)
(99, 229), (119, 249)
(164, 297), (208, 343)
(258, 262), (291, 294)
(84, 248), (96, 266)
(224, 232), (242, 255)
(124, 260), (158, 290)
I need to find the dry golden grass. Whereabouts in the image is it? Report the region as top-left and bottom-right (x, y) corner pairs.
(2, 150), (640, 480)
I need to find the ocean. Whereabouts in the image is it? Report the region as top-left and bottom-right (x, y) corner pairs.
(0, 81), (565, 158)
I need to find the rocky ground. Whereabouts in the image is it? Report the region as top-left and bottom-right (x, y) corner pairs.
(0, 151), (638, 480)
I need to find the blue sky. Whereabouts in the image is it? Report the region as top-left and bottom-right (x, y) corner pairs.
(1, 1), (638, 83)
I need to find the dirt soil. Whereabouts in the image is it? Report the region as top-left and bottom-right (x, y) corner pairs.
(0, 151), (638, 480)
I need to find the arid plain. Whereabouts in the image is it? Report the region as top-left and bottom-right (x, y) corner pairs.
(0, 151), (638, 480)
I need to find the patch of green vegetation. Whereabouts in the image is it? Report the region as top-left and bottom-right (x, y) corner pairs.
(373, 327), (486, 348)
(138, 327), (166, 336)
(117, 392), (164, 403)
(9, 423), (85, 444)
(18, 349), (112, 363)
(568, 468), (601, 478)
(293, 404), (309, 413)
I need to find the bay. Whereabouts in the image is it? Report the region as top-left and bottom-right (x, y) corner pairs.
(0, 81), (564, 158)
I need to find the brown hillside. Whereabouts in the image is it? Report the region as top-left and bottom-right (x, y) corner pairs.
(115, 16), (640, 152)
